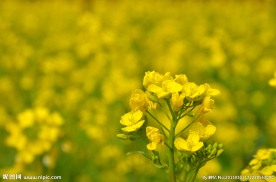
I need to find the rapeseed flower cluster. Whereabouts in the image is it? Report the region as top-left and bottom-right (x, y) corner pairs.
(5, 108), (63, 164)
(241, 149), (276, 182)
(118, 71), (222, 181)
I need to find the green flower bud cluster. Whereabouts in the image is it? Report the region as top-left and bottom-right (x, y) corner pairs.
(205, 143), (224, 160)
(174, 142), (224, 181)
(189, 142), (223, 166)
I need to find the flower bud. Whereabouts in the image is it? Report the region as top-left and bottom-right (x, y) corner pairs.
(206, 144), (212, 150)
(210, 148), (217, 157)
(212, 142), (218, 149)
(116, 134), (128, 140)
(218, 143), (223, 149)
(216, 149), (224, 157)
(116, 134), (136, 141)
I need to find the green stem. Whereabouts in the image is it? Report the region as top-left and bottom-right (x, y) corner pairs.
(167, 100), (177, 182)
(146, 111), (169, 132)
(168, 122), (176, 182)
(178, 105), (197, 120)
(188, 165), (200, 182)
(175, 114), (201, 138)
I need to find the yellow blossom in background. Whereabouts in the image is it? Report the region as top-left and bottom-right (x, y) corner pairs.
(5, 108), (63, 164)
(241, 148), (276, 182)
(261, 165), (276, 176)
(120, 110), (145, 132)
(17, 109), (35, 128)
(146, 126), (164, 151)
(269, 72), (276, 87)
(174, 133), (204, 153)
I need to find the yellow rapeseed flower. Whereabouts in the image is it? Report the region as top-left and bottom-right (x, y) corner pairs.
(147, 84), (169, 98)
(120, 110), (145, 132)
(174, 133), (204, 153)
(183, 83), (220, 102)
(174, 74), (188, 85)
(162, 80), (183, 93)
(189, 120), (216, 141)
(5, 108), (63, 164)
(183, 82), (207, 101)
(254, 149), (273, 160)
(171, 93), (185, 112)
(260, 165), (276, 175)
(129, 89), (149, 112)
(200, 96), (215, 113)
(143, 71), (172, 89)
(146, 126), (164, 150)
(147, 80), (182, 99)
(17, 109), (35, 128)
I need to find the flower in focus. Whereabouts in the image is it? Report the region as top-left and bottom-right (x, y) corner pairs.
(171, 93), (185, 112)
(147, 80), (182, 99)
(183, 83), (219, 102)
(129, 89), (149, 112)
(143, 71), (171, 89)
(174, 74), (188, 85)
(200, 96), (215, 113)
(174, 133), (204, 153)
(146, 126), (164, 150)
(120, 110), (145, 132)
(189, 119), (216, 141)
(182, 82), (207, 101)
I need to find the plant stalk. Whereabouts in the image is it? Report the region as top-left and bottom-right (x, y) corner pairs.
(168, 122), (176, 182)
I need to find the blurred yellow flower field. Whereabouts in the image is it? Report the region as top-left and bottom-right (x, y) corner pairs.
(0, 0), (276, 181)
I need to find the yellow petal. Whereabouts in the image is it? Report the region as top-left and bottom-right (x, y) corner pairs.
(174, 137), (189, 151)
(191, 142), (204, 152)
(120, 110), (143, 126)
(132, 110), (143, 121)
(121, 120), (145, 132)
(120, 112), (132, 126)
(147, 142), (157, 150)
(261, 166), (273, 175)
(163, 80), (182, 93)
(205, 125), (216, 137)
(156, 91), (170, 98)
(129, 89), (148, 111)
(187, 133), (200, 144)
(175, 74), (188, 85)
(147, 84), (163, 93)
